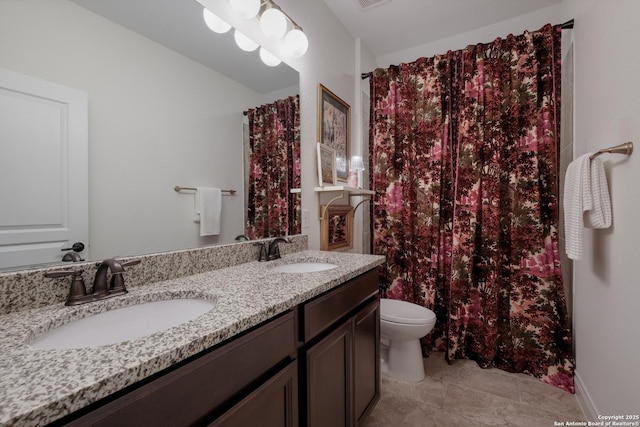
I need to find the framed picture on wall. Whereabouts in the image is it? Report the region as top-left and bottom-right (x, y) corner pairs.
(317, 142), (336, 186)
(317, 84), (350, 181)
(320, 204), (353, 251)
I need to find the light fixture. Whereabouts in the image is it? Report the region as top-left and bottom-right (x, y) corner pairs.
(259, 47), (282, 67)
(229, 0), (261, 19)
(202, 8), (231, 34)
(348, 156), (365, 188)
(234, 29), (259, 52)
(283, 26), (308, 57)
(202, 0), (308, 64)
(350, 156), (365, 172)
(260, 3), (288, 39)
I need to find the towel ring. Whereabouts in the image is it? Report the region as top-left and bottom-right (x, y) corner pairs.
(589, 142), (633, 160)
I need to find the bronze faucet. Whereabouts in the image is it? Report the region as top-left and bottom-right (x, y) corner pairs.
(267, 237), (291, 261)
(45, 258), (141, 306)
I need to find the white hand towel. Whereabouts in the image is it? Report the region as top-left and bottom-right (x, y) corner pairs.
(584, 157), (612, 229)
(194, 187), (222, 236)
(563, 153), (591, 260)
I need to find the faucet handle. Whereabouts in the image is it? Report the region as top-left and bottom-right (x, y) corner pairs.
(121, 259), (141, 268)
(44, 269), (77, 279)
(254, 242), (268, 262)
(110, 259), (141, 293)
(45, 269), (87, 306)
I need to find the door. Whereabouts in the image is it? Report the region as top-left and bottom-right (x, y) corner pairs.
(0, 68), (88, 269)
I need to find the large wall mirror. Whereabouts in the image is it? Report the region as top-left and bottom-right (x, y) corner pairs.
(0, 0), (300, 271)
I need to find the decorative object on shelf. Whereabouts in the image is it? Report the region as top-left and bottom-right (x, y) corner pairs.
(348, 155), (365, 188)
(317, 142), (337, 186)
(201, 0), (309, 68)
(318, 84), (350, 182)
(314, 185), (374, 220)
(320, 205), (353, 251)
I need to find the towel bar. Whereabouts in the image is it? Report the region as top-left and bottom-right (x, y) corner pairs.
(589, 142), (633, 160)
(174, 186), (236, 195)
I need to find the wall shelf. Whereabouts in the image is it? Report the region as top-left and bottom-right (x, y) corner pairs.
(314, 186), (374, 220)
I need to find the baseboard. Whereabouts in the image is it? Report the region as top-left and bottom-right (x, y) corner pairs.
(574, 369), (598, 421)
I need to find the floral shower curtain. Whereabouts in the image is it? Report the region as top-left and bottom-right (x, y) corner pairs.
(369, 24), (575, 392)
(246, 95), (301, 239)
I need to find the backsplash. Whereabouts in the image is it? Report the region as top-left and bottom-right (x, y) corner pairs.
(0, 235), (308, 315)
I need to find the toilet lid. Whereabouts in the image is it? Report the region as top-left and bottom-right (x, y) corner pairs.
(380, 298), (436, 325)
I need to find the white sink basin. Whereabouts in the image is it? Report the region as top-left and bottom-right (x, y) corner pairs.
(30, 298), (215, 349)
(271, 262), (338, 273)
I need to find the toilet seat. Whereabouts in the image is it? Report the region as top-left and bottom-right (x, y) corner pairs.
(380, 299), (436, 325)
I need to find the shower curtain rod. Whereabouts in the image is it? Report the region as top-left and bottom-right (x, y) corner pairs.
(360, 19), (575, 80)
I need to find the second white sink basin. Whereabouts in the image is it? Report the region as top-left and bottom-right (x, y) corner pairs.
(30, 298), (215, 350)
(271, 262), (338, 273)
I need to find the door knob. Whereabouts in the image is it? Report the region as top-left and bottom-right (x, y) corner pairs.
(61, 242), (85, 252)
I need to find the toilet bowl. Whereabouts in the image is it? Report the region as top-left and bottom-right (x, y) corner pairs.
(380, 298), (436, 382)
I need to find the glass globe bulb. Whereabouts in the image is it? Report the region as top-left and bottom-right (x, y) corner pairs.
(202, 8), (231, 34)
(234, 29), (259, 52)
(259, 47), (282, 67)
(229, 0), (261, 19)
(284, 28), (308, 57)
(260, 8), (288, 39)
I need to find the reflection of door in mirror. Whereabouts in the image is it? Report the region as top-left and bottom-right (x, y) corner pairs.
(320, 205), (353, 251)
(245, 95), (301, 239)
(0, 69), (89, 269)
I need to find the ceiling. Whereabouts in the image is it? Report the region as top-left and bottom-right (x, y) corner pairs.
(70, 0), (561, 92)
(322, 0), (562, 58)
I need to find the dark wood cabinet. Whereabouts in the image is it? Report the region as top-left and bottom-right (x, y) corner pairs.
(209, 360), (298, 427)
(59, 310), (298, 427)
(353, 299), (380, 425)
(302, 269), (380, 427)
(54, 268), (380, 427)
(306, 320), (352, 427)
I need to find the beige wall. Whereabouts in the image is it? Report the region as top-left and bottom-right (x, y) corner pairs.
(563, 0), (640, 417)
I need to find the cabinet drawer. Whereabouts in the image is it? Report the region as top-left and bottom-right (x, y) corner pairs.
(303, 269), (378, 342)
(209, 360), (298, 427)
(63, 310), (297, 427)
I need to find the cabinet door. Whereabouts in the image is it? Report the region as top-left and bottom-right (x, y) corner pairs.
(306, 320), (353, 427)
(209, 360), (298, 427)
(353, 298), (380, 425)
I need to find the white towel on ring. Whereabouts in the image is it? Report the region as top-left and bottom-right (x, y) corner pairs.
(584, 156), (611, 229)
(194, 187), (221, 236)
(563, 154), (591, 260)
(563, 154), (611, 260)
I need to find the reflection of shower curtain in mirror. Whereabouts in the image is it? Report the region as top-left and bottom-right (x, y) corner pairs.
(246, 95), (301, 239)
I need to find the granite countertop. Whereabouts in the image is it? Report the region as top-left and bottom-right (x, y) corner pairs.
(0, 250), (385, 426)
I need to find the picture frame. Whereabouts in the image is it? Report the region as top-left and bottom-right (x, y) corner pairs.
(317, 142), (337, 186)
(318, 84), (350, 181)
(320, 205), (353, 251)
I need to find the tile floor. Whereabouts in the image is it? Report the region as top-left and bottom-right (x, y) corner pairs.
(362, 355), (586, 427)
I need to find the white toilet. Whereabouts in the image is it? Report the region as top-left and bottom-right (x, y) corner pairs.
(380, 298), (437, 382)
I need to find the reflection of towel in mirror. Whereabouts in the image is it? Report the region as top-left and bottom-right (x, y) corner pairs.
(194, 187), (221, 236)
(563, 154), (611, 260)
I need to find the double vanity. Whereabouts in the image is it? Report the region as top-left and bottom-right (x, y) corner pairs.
(0, 239), (385, 426)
